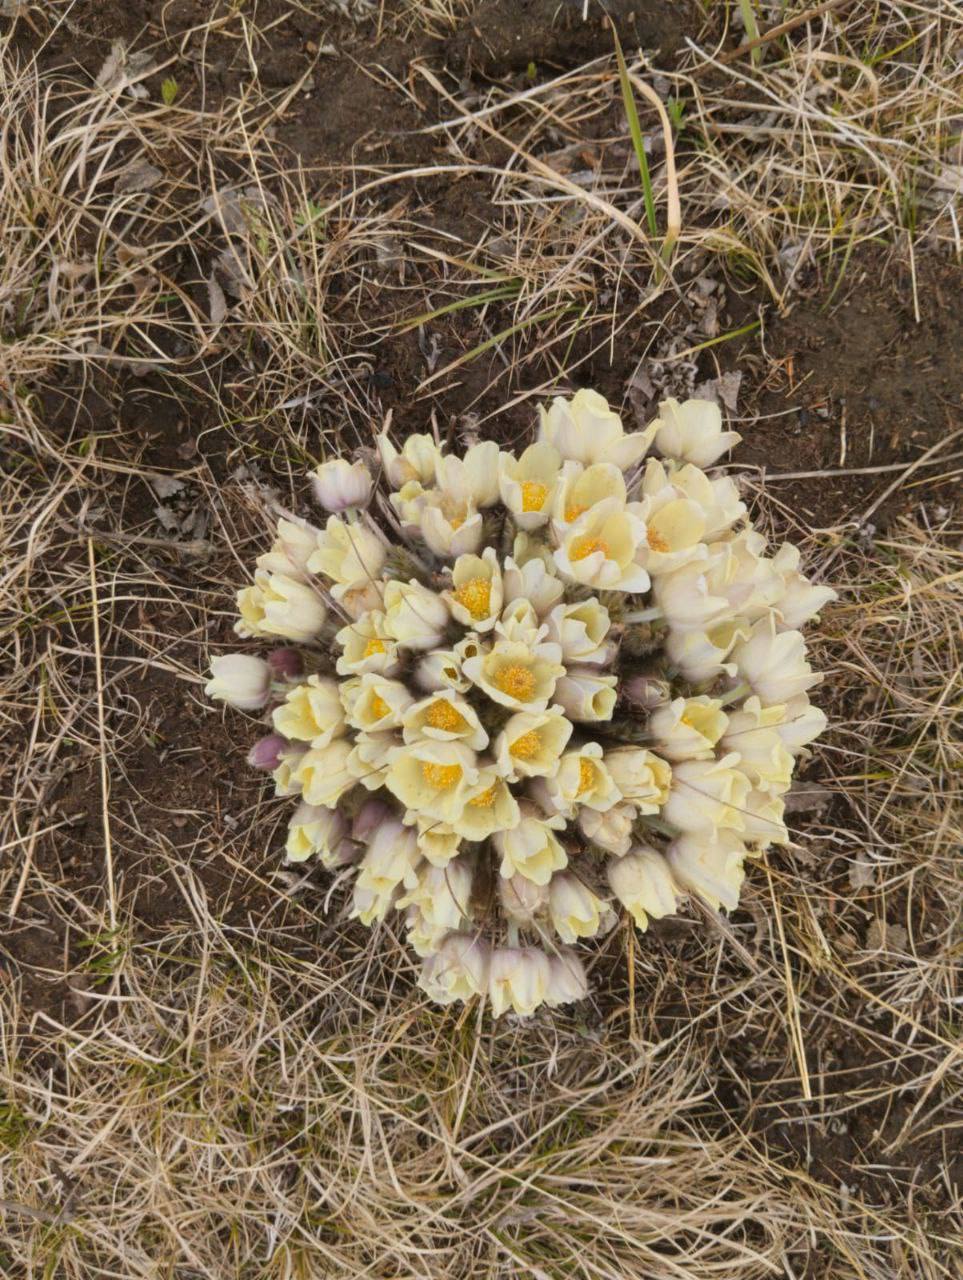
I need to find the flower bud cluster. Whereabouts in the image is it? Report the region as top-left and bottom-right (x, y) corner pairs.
(207, 392), (833, 1016)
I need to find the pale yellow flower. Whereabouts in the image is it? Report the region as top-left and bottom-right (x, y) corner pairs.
(493, 707), (573, 780)
(205, 654), (271, 711)
(730, 616), (820, 704)
(383, 739), (479, 824)
(552, 461), (626, 530)
(344, 673), (413, 733)
(493, 812), (568, 885)
(664, 617), (749, 683)
(501, 554), (564, 617)
(720, 696), (794, 792)
(272, 674), (345, 747)
(461, 638), (564, 712)
(741, 788), (789, 848)
(335, 611), (401, 677)
(419, 933), (491, 1004)
(662, 753), (749, 834)
(547, 743), (621, 815)
(402, 690), (489, 750)
(434, 440), (501, 509)
(769, 544), (837, 629)
(552, 669), (617, 722)
(236, 569), (327, 642)
(378, 430), (442, 488)
(538, 388), (655, 470)
(554, 498), (650, 593)
(608, 848), (679, 929)
(398, 859), (473, 939)
(651, 397), (741, 467)
(285, 802), (350, 865)
(578, 803), (636, 856)
(306, 515), (385, 599)
(451, 770), (520, 841)
(346, 730), (397, 790)
(498, 440), (561, 529)
(488, 947), (550, 1017)
(382, 578), (450, 650)
(414, 648), (471, 694)
(666, 831), (746, 911)
(548, 873), (615, 944)
(291, 739), (355, 808)
(255, 516), (323, 577)
(311, 459), (372, 512)
(648, 696), (728, 761)
(545, 598), (613, 666)
(634, 492), (708, 575)
(443, 547), (503, 632)
(544, 949), (588, 1007)
(415, 818), (462, 867)
(602, 748), (671, 814)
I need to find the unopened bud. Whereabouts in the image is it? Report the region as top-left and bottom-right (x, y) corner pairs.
(247, 733), (290, 771)
(267, 647), (304, 680)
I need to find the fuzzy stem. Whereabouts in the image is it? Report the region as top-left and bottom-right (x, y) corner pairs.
(718, 681), (751, 707)
(622, 606), (664, 624)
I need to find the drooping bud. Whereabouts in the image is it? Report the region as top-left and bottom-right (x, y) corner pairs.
(351, 797), (394, 844)
(247, 733), (290, 771)
(311, 459), (373, 512)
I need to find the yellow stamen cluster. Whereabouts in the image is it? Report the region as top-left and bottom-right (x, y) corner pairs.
(520, 480), (548, 512)
(509, 729), (541, 760)
(369, 694), (390, 720)
(453, 577), (492, 621)
(569, 535), (607, 563)
(363, 637), (386, 658)
(421, 761), (463, 790)
(494, 664), (536, 701)
(468, 783), (497, 807)
(647, 527), (670, 553)
(564, 502), (587, 523)
(426, 700), (466, 732)
(577, 758), (596, 795)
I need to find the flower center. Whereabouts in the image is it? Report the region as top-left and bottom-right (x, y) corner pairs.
(509, 729), (541, 760)
(468, 783), (498, 807)
(577, 758), (596, 794)
(495, 664), (536, 701)
(647, 527), (670, 553)
(369, 694), (390, 720)
(426, 700), (466, 732)
(421, 761), (463, 789)
(520, 480), (548, 512)
(569, 535), (608, 563)
(363, 637), (386, 657)
(680, 713), (696, 729)
(564, 502), (587, 523)
(453, 576), (492, 620)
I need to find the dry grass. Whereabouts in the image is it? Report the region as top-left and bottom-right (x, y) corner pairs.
(1, 3), (961, 1278)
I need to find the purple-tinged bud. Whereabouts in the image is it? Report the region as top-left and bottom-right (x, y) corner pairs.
(247, 733), (290, 771)
(352, 797), (395, 844)
(267, 647), (304, 680)
(622, 675), (671, 710)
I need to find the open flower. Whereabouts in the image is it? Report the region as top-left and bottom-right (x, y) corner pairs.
(608, 848), (679, 929)
(452, 770), (521, 841)
(307, 516), (385, 598)
(434, 440), (501, 509)
(493, 811), (568, 884)
(652, 397), (741, 467)
(345, 673), (414, 733)
(546, 599), (613, 666)
(256, 517), (323, 577)
(730, 617), (821, 704)
(499, 440), (561, 529)
(378, 431), (442, 488)
(539, 388), (655, 470)
(273, 674), (346, 747)
(461, 638), (564, 712)
(648, 696), (728, 761)
(552, 461), (627, 530)
(578, 803), (636, 856)
(383, 739), (479, 824)
(493, 707), (573, 780)
(554, 498), (650, 593)
(720, 696), (794, 792)
(403, 689), (488, 749)
(553, 669), (618, 722)
(335, 612), (401, 677)
(443, 547), (503, 632)
(547, 743), (621, 816)
(291, 738), (356, 808)
(285, 802), (354, 866)
(501, 554), (565, 617)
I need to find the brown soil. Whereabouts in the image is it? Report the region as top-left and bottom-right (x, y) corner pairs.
(4, 0), (960, 1257)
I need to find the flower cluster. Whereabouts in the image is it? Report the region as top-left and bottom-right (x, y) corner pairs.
(207, 391), (834, 1016)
